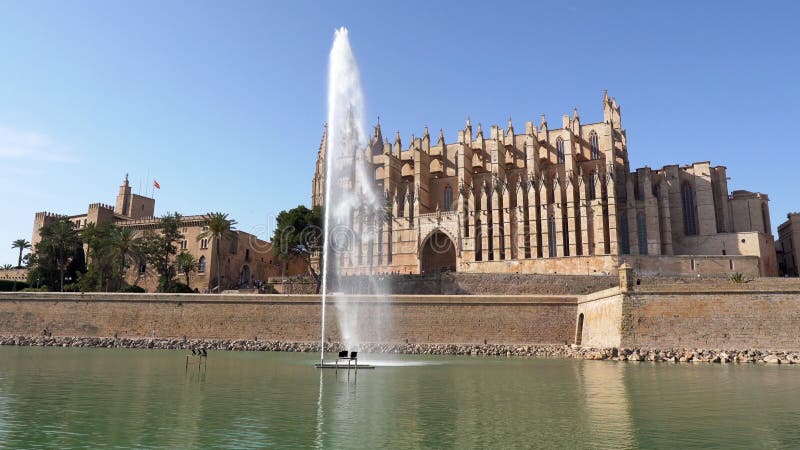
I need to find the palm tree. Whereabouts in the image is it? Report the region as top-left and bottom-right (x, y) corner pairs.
(39, 218), (81, 292)
(197, 212), (237, 292)
(109, 227), (142, 288)
(1, 264), (13, 270)
(176, 252), (197, 286)
(11, 239), (31, 268)
(80, 223), (98, 262)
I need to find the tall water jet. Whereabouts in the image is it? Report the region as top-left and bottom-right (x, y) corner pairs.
(320, 28), (388, 363)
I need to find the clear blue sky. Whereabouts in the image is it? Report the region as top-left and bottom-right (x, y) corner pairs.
(2, 1), (799, 265)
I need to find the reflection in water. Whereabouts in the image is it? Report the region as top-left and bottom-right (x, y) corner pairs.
(314, 370), (324, 449)
(578, 362), (636, 449)
(1, 348), (799, 448)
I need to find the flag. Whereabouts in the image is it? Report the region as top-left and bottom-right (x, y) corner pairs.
(153, 180), (161, 189)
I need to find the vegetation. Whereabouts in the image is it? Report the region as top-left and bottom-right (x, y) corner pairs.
(729, 272), (747, 283)
(0, 280), (29, 291)
(176, 252), (197, 286)
(141, 213), (184, 292)
(272, 205), (323, 293)
(28, 218), (83, 292)
(11, 239), (31, 268)
(197, 212), (237, 292)
(24, 212), (210, 293)
(1, 264), (13, 270)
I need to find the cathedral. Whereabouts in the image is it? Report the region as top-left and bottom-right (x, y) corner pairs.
(312, 92), (778, 277)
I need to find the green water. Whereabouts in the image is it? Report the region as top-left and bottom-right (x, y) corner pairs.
(0, 347), (798, 449)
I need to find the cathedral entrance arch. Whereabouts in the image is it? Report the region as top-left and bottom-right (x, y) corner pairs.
(420, 230), (456, 274)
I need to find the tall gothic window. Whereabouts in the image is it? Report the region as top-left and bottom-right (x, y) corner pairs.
(637, 211), (648, 255)
(619, 213), (630, 254)
(588, 172), (596, 200)
(556, 138), (565, 164)
(590, 132), (600, 160)
(443, 185), (453, 211)
(548, 217), (557, 257)
(682, 182), (698, 235)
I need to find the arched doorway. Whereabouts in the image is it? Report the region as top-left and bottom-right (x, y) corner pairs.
(575, 313), (584, 346)
(420, 230), (456, 274)
(240, 264), (251, 288)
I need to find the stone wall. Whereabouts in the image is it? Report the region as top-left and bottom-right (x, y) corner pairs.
(0, 292), (577, 345)
(336, 272), (618, 295)
(576, 288), (624, 348)
(0, 269), (28, 282)
(620, 287), (800, 350)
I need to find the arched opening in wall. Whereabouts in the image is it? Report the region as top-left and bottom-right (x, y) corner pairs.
(420, 231), (456, 274)
(576, 313), (584, 346)
(240, 264), (251, 288)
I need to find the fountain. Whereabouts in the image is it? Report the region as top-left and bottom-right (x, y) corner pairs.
(316, 28), (387, 369)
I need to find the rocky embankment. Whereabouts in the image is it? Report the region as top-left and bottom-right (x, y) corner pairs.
(1, 335), (797, 364)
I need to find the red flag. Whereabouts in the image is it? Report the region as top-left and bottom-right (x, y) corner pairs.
(153, 180), (161, 189)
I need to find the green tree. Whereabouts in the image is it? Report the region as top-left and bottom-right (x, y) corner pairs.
(197, 212), (237, 292)
(11, 239), (31, 268)
(175, 252), (197, 287)
(80, 223), (99, 262)
(109, 227), (143, 287)
(141, 213), (184, 292)
(79, 222), (115, 291)
(1, 264), (13, 270)
(272, 205), (323, 292)
(36, 218), (82, 292)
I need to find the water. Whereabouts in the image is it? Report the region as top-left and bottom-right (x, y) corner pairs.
(322, 27), (388, 356)
(1, 347), (799, 449)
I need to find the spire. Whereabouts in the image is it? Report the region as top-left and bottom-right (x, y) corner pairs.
(124, 173), (129, 186)
(540, 113), (548, 131)
(394, 130), (402, 158)
(477, 123), (483, 137)
(438, 128), (445, 145)
(466, 116), (471, 128)
(603, 89), (610, 103)
(573, 107), (579, 120)
(506, 117), (514, 136)
(424, 125), (429, 138)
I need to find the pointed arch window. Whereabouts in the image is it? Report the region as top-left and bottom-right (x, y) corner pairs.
(556, 138), (565, 164)
(198, 256), (206, 273)
(588, 172), (596, 200)
(443, 185), (453, 212)
(682, 182), (698, 235)
(590, 132), (600, 160)
(637, 211), (648, 255)
(548, 217), (557, 257)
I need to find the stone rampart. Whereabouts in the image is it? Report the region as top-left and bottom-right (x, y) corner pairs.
(0, 292), (577, 345)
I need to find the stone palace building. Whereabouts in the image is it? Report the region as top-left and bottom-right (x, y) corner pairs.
(32, 176), (303, 292)
(312, 92), (778, 277)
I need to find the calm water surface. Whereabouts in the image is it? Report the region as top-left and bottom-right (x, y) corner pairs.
(0, 347), (798, 449)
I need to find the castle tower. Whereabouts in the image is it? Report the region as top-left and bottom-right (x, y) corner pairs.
(115, 174), (132, 216)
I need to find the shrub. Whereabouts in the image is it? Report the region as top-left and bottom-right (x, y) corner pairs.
(62, 283), (81, 292)
(119, 285), (146, 293)
(0, 280), (29, 291)
(20, 286), (49, 292)
(729, 272), (745, 283)
(162, 282), (193, 293)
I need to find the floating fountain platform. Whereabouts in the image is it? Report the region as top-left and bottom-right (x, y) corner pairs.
(315, 362), (375, 370)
